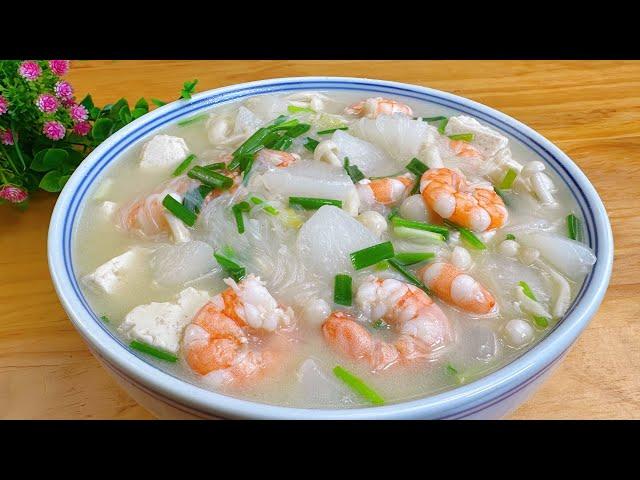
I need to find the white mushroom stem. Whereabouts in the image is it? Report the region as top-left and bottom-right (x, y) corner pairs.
(206, 116), (244, 146)
(343, 188), (361, 217)
(287, 92), (330, 111)
(536, 260), (572, 319)
(521, 160), (557, 207)
(516, 285), (551, 318)
(357, 211), (387, 236)
(314, 140), (341, 166)
(451, 246), (472, 270)
(498, 239), (520, 257)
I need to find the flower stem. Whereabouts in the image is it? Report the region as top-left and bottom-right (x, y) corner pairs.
(10, 120), (27, 171)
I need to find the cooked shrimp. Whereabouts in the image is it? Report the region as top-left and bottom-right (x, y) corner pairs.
(420, 167), (507, 232)
(449, 139), (482, 158)
(182, 274), (294, 386)
(322, 277), (453, 371)
(344, 97), (413, 119)
(256, 148), (300, 168)
(418, 262), (496, 315)
(356, 173), (415, 207)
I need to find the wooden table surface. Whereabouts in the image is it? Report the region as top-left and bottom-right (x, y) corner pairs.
(1, 60), (638, 419)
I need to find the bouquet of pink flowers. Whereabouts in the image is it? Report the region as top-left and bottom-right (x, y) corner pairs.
(0, 60), (197, 209)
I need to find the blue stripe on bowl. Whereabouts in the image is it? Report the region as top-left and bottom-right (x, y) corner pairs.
(58, 79), (601, 418)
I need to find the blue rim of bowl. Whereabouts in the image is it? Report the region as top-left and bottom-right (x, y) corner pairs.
(48, 77), (613, 419)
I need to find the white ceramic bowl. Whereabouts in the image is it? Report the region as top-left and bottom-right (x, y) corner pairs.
(48, 77), (613, 419)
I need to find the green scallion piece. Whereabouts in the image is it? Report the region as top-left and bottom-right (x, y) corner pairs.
(317, 126), (348, 135)
(303, 137), (320, 152)
(333, 365), (385, 406)
(99, 315), (110, 323)
(533, 316), (550, 328)
(419, 116), (447, 123)
(289, 196), (342, 210)
(271, 118), (300, 131)
(343, 157), (365, 183)
(188, 166), (233, 189)
(410, 179), (421, 195)
(393, 252), (435, 266)
(438, 118), (449, 135)
(177, 113), (208, 127)
(567, 213), (583, 242)
(334, 274), (353, 306)
(387, 208), (400, 221)
(448, 133), (474, 142)
(494, 186), (509, 206)
(443, 220), (486, 250)
(518, 281), (537, 301)
(250, 196), (279, 215)
(130, 340), (177, 362)
(214, 250), (246, 283)
(372, 319), (390, 330)
(350, 242), (395, 270)
(393, 226), (445, 245)
(391, 216), (449, 239)
(203, 162), (226, 171)
(374, 260), (389, 271)
(271, 135), (293, 151)
(506, 233), (516, 240)
(387, 258), (430, 294)
(287, 105), (315, 114)
(232, 201), (251, 234)
(162, 194), (197, 226)
(445, 363), (459, 375)
(499, 168), (518, 190)
(406, 158), (429, 177)
(172, 154), (196, 176)
(182, 185), (213, 215)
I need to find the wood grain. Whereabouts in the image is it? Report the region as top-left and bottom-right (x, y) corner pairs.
(1, 61), (638, 419)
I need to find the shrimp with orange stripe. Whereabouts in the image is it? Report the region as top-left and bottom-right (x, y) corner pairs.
(255, 148), (300, 168)
(182, 274), (295, 386)
(420, 167), (507, 232)
(322, 276), (454, 371)
(344, 97), (413, 119)
(356, 173), (415, 208)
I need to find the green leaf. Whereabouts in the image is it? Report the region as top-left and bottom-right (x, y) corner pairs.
(109, 120), (124, 136)
(90, 107), (101, 120)
(31, 148), (69, 172)
(31, 150), (49, 172)
(92, 118), (114, 142)
(39, 170), (63, 192)
(180, 79), (199, 100)
(80, 94), (94, 111)
(118, 104), (132, 124)
(134, 98), (149, 112)
(58, 174), (71, 189)
(131, 107), (146, 119)
(151, 98), (167, 107)
(109, 98), (129, 121)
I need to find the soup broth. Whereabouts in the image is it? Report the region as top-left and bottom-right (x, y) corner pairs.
(74, 91), (595, 408)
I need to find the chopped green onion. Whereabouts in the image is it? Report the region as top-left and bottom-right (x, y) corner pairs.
(518, 281), (537, 301)
(287, 105), (315, 114)
(182, 185), (213, 215)
(393, 226), (445, 245)
(99, 315), (110, 323)
(287, 123), (312, 138)
(438, 118), (449, 135)
(448, 133), (474, 142)
(162, 194), (197, 226)
(334, 274), (353, 306)
(445, 363), (459, 375)
(177, 113), (208, 127)
(271, 135), (293, 151)
(317, 126), (349, 135)
(303, 137), (319, 152)
(232, 201), (251, 234)
(214, 250), (246, 283)
(387, 208), (400, 221)
(499, 168), (518, 190)
(410, 179), (421, 195)
(172, 154), (196, 176)
(443, 220), (486, 250)
(130, 340), (177, 362)
(419, 115), (447, 123)
(374, 260), (389, 271)
(343, 157), (365, 183)
(567, 213), (583, 242)
(533, 316), (550, 328)
(494, 186), (509, 206)
(391, 216), (449, 239)
(271, 118), (300, 131)
(187, 166), (234, 189)
(203, 162), (226, 170)
(506, 233), (516, 240)
(250, 196), (278, 215)
(350, 242), (395, 270)
(333, 365), (385, 406)
(289, 196), (342, 210)
(393, 252), (435, 266)
(406, 158), (429, 177)
(387, 258), (430, 294)
(372, 319), (390, 330)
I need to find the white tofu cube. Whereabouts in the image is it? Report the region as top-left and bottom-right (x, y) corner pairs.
(117, 287), (211, 354)
(140, 135), (190, 170)
(82, 250), (137, 294)
(445, 115), (508, 158)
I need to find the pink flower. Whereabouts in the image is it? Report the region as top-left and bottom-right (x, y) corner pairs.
(18, 61), (42, 81)
(49, 60), (70, 76)
(42, 120), (66, 141)
(61, 96), (76, 107)
(0, 129), (14, 145)
(36, 93), (59, 113)
(0, 95), (8, 115)
(69, 103), (88, 122)
(0, 185), (28, 204)
(54, 81), (74, 99)
(72, 121), (91, 136)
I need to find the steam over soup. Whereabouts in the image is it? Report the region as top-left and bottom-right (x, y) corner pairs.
(75, 91), (596, 408)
